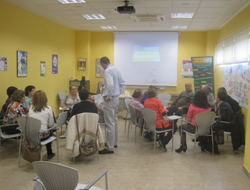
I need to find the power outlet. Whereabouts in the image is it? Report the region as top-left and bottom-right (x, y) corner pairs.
(65, 88), (68, 92)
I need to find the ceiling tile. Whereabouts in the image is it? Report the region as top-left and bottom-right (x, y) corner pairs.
(172, 1), (201, 8)
(39, 5), (69, 11)
(196, 8), (222, 14)
(88, 2), (117, 9)
(200, 1), (229, 8)
(194, 13), (219, 19)
(146, 8), (170, 15)
(144, 1), (171, 8)
(52, 10), (78, 16)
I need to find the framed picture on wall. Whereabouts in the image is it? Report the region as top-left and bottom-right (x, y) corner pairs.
(52, 54), (58, 74)
(77, 58), (86, 70)
(96, 58), (105, 78)
(17, 50), (27, 77)
(40, 61), (46, 76)
(0, 57), (7, 71)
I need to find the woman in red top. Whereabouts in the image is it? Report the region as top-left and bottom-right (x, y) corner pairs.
(144, 88), (177, 151)
(176, 90), (211, 153)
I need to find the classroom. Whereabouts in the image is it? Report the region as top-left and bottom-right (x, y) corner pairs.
(0, 0), (250, 189)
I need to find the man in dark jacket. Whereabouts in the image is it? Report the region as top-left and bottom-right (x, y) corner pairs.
(167, 82), (194, 117)
(216, 87), (241, 114)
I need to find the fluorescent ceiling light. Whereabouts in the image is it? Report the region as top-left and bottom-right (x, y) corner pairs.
(171, 25), (188, 29)
(171, 13), (194, 18)
(57, 0), (85, 4)
(82, 14), (106, 20)
(100, 26), (117, 29)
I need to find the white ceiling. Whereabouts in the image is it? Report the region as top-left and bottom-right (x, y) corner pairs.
(4, 0), (250, 31)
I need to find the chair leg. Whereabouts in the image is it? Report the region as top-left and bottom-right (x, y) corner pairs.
(56, 131), (59, 163)
(40, 147), (42, 161)
(193, 135), (196, 158)
(124, 112), (128, 134)
(211, 134), (214, 155)
(127, 121), (130, 140)
(154, 132), (156, 153)
(135, 125), (136, 145)
(18, 135), (23, 168)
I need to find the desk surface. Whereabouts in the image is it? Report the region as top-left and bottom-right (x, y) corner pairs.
(167, 115), (182, 120)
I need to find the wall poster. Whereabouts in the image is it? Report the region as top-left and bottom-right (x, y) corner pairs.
(223, 63), (250, 109)
(191, 56), (214, 95)
(182, 60), (193, 78)
(17, 51), (27, 77)
(96, 58), (105, 78)
(52, 54), (58, 74)
(77, 58), (86, 70)
(0, 57), (7, 71)
(40, 61), (46, 76)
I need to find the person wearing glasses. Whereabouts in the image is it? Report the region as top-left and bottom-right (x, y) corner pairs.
(62, 85), (80, 110)
(167, 82), (195, 121)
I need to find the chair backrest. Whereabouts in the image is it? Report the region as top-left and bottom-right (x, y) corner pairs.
(33, 161), (79, 190)
(16, 117), (41, 145)
(128, 104), (138, 125)
(55, 112), (68, 128)
(58, 92), (65, 105)
(158, 93), (171, 107)
(125, 98), (131, 116)
(93, 94), (102, 101)
(196, 112), (216, 136)
(142, 108), (157, 132)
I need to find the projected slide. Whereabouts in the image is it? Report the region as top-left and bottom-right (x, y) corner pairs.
(133, 45), (160, 62)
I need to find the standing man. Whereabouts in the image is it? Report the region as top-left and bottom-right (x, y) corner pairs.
(99, 57), (126, 154)
(167, 82), (194, 118)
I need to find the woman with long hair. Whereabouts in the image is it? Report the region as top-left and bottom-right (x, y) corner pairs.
(175, 90), (211, 153)
(28, 90), (55, 159)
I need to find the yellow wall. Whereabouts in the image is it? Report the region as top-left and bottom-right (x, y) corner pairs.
(75, 31), (91, 81)
(1, 0), (249, 176)
(0, 0), (75, 116)
(217, 5), (250, 174)
(75, 31), (208, 95)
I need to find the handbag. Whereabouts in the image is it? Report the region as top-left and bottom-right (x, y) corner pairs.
(76, 115), (99, 156)
(214, 129), (224, 145)
(22, 139), (41, 162)
(22, 117), (42, 162)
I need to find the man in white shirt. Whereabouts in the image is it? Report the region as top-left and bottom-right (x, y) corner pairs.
(99, 57), (126, 154)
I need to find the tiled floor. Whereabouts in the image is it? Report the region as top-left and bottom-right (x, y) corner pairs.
(0, 117), (249, 190)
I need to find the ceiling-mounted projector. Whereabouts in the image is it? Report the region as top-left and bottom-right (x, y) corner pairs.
(116, 0), (135, 14)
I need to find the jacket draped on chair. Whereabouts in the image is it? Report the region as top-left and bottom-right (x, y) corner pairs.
(66, 113), (105, 157)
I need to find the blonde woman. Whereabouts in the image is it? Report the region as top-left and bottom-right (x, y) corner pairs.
(62, 85), (80, 110)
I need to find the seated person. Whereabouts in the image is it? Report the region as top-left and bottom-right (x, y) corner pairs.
(28, 90), (55, 159)
(129, 89), (144, 118)
(144, 88), (177, 151)
(215, 87), (241, 114)
(201, 84), (215, 110)
(2, 90), (25, 134)
(167, 82), (195, 121)
(140, 85), (157, 105)
(215, 90), (234, 132)
(0, 86), (18, 119)
(71, 89), (98, 118)
(62, 85), (80, 110)
(129, 89), (144, 135)
(176, 90), (211, 153)
(23, 85), (36, 112)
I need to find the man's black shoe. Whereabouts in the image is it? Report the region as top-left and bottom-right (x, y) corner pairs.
(99, 148), (114, 154)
